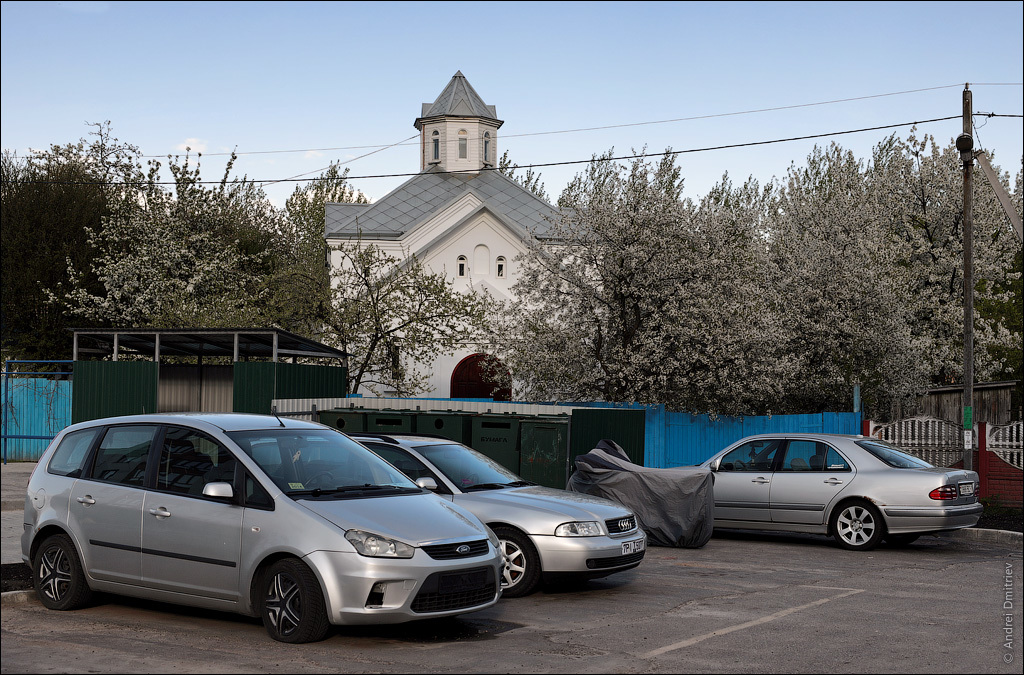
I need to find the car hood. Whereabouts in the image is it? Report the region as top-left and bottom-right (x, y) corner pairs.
(298, 493), (487, 545)
(454, 485), (632, 529)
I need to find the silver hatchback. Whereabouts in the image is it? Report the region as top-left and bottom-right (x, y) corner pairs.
(698, 433), (983, 550)
(22, 414), (503, 642)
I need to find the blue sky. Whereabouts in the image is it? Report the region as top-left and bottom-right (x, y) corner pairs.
(2, 1), (1022, 207)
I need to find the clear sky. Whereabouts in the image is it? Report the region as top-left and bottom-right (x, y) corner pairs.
(2, 1), (1022, 207)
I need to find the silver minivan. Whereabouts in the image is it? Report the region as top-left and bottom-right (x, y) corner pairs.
(22, 413), (503, 642)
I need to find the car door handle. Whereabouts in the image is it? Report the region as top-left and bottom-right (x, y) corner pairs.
(148, 507), (172, 518)
(751, 477), (770, 484)
(824, 478), (844, 485)
(76, 496), (96, 505)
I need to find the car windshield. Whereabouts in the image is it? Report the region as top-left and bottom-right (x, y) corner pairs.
(855, 439), (935, 469)
(227, 429), (419, 496)
(414, 442), (527, 491)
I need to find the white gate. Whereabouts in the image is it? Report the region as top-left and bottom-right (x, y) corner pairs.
(988, 421), (1023, 470)
(867, 416), (967, 468)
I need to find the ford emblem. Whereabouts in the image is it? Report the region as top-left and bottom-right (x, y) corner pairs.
(456, 544), (471, 555)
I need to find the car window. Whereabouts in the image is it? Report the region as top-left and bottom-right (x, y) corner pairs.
(227, 429), (416, 494)
(362, 442), (450, 493)
(244, 473), (274, 509)
(779, 441), (851, 472)
(89, 426), (158, 487)
(414, 442), (521, 488)
(717, 439), (782, 472)
(156, 426), (238, 497)
(855, 439), (934, 469)
(47, 428), (102, 477)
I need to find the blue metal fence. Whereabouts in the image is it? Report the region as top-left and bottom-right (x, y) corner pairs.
(644, 405), (862, 467)
(2, 361), (73, 463)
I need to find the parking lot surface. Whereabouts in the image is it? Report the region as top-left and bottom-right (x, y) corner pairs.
(3, 526), (1021, 674)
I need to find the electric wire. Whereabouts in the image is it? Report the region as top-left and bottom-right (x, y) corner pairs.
(4, 114), (978, 187)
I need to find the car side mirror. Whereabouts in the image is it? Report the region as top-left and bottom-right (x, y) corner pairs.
(709, 459), (720, 472)
(416, 477), (438, 491)
(203, 482), (235, 499)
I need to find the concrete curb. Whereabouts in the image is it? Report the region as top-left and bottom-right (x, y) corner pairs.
(939, 527), (1023, 548)
(1, 589), (33, 606)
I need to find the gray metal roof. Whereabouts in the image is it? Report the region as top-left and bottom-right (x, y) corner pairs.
(71, 328), (349, 361)
(325, 167), (560, 240)
(414, 71), (500, 128)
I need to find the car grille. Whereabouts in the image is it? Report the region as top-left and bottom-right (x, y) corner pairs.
(421, 539), (489, 560)
(411, 567), (497, 613)
(586, 550), (646, 569)
(605, 515), (638, 534)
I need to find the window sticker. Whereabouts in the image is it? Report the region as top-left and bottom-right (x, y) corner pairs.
(288, 482), (305, 490)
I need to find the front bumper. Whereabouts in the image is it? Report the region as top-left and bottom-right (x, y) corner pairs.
(306, 547), (502, 626)
(531, 530), (647, 575)
(882, 503), (984, 534)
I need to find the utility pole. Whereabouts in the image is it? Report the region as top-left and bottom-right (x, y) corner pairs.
(955, 85), (974, 471)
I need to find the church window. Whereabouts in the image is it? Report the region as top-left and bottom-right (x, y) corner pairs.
(496, 256), (506, 278)
(432, 130), (439, 161)
(484, 132), (491, 163)
(457, 255), (467, 277)
(458, 129), (468, 159)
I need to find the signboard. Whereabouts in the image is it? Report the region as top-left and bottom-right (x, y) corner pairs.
(963, 406), (973, 430)
(963, 430), (973, 451)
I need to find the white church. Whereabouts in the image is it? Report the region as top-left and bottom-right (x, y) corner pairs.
(324, 72), (559, 400)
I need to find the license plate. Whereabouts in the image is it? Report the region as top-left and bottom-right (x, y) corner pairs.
(622, 538), (646, 555)
(438, 569), (486, 594)
(959, 481), (975, 497)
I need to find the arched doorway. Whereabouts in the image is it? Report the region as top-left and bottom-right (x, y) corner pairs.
(450, 353), (511, 401)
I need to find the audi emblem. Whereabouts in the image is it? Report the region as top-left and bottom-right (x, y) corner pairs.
(619, 519), (632, 531)
(456, 544), (471, 555)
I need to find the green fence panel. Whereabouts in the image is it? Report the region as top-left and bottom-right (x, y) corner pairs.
(520, 417), (570, 488)
(416, 412), (474, 444)
(569, 408), (645, 467)
(471, 414), (521, 473)
(234, 362), (347, 414)
(72, 360), (159, 424)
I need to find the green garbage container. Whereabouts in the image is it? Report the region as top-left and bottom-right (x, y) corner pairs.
(318, 409), (366, 433)
(470, 414), (521, 474)
(416, 411), (474, 444)
(519, 416), (570, 488)
(365, 410), (415, 434)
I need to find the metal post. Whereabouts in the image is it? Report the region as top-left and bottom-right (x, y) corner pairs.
(958, 85), (975, 471)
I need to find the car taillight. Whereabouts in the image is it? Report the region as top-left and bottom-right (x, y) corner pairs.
(929, 485), (958, 500)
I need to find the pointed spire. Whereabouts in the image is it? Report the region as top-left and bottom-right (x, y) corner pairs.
(415, 72), (501, 129)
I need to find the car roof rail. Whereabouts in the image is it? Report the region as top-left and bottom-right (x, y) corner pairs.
(347, 432), (399, 444)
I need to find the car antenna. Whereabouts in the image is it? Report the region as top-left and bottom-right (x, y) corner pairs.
(272, 407), (286, 427)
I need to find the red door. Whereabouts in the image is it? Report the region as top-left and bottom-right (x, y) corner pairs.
(450, 354), (511, 401)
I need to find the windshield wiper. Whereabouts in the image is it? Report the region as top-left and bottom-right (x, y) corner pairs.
(288, 484), (421, 497)
(463, 482), (513, 492)
(504, 480), (535, 487)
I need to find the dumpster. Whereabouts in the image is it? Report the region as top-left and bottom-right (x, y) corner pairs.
(318, 409), (366, 433)
(365, 410), (416, 434)
(417, 411), (474, 444)
(470, 414), (521, 473)
(519, 416), (570, 488)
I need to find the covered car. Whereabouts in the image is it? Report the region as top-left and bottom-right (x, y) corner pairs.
(567, 440), (714, 548)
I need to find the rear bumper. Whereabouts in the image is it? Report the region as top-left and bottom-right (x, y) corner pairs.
(882, 503), (984, 534)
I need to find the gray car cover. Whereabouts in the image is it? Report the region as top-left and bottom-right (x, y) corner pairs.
(566, 439), (714, 548)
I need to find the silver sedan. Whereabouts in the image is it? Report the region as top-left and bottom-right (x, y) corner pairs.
(351, 433), (647, 597)
(697, 433), (982, 550)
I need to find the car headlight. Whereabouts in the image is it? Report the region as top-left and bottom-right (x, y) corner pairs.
(345, 530), (415, 558)
(484, 525), (501, 549)
(554, 521), (602, 537)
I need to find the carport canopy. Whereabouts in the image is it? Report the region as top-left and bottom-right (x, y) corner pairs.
(70, 328), (349, 364)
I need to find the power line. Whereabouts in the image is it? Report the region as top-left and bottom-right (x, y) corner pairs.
(43, 81), (1017, 160)
(4, 114), (970, 188)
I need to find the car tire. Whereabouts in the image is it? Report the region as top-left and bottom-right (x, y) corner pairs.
(494, 526), (541, 598)
(260, 558), (330, 643)
(33, 533), (94, 610)
(830, 500), (885, 551)
(884, 533), (921, 547)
